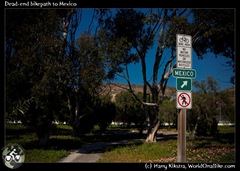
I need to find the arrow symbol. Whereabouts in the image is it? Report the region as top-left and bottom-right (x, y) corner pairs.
(181, 81), (188, 88)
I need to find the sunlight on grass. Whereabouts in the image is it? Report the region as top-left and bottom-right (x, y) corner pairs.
(98, 140), (178, 162)
(98, 138), (235, 163)
(25, 149), (70, 163)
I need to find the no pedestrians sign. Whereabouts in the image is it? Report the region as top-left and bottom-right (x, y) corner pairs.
(176, 91), (192, 109)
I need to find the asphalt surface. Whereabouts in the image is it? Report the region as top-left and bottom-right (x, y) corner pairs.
(57, 132), (179, 163)
(57, 139), (145, 163)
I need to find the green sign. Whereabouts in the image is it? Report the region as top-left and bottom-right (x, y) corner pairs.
(176, 78), (192, 91)
(172, 68), (196, 78)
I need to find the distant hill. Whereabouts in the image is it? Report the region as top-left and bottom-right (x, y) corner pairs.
(221, 86), (235, 93)
(220, 86), (235, 102)
(100, 83), (235, 102)
(100, 83), (176, 101)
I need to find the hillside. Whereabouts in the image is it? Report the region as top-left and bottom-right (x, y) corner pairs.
(100, 83), (235, 102)
(100, 83), (176, 101)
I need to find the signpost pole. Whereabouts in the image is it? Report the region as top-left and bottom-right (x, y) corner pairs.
(176, 34), (194, 163)
(177, 109), (186, 162)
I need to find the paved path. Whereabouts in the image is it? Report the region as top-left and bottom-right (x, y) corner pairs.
(57, 139), (145, 163)
(56, 132), (180, 163)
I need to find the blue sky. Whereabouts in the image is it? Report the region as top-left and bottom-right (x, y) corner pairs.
(79, 8), (235, 92)
(113, 49), (234, 92)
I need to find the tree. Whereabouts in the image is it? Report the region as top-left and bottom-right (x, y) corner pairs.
(98, 9), (192, 142)
(98, 8), (235, 142)
(190, 76), (222, 136)
(5, 9), (121, 140)
(191, 9), (235, 84)
(159, 97), (177, 128)
(5, 9), (71, 145)
(57, 9), (126, 135)
(215, 89), (235, 124)
(115, 91), (146, 132)
(95, 95), (117, 133)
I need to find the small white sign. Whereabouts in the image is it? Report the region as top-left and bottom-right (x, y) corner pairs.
(176, 91), (192, 109)
(177, 46), (192, 69)
(176, 34), (192, 47)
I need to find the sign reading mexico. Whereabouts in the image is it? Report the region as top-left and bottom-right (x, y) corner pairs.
(172, 68), (196, 79)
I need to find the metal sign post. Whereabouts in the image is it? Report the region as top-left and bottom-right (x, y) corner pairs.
(177, 109), (186, 162)
(175, 34), (195, 163)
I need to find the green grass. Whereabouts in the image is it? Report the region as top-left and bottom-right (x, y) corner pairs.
(98, 138), (235, 163)
(98, 126), (235, 163)
(98, 139), (178, 162)
(5, 124), (77, 162)
(25, 149), (69, 163)
(5, 123), (235, 163)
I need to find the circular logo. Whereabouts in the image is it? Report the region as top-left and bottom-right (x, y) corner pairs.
(2, 144), (25, 169)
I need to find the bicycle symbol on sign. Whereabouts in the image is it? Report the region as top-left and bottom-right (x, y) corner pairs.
(179, 36), (189, 43)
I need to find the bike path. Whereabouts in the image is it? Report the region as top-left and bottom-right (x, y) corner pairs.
(57, 139), (145, 163)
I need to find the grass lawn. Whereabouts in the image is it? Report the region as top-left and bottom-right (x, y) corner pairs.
(98, 125), (235, 163)
(5, 124), (235, 163)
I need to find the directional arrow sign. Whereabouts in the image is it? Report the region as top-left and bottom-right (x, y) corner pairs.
(181, 81), (188, 88)
(176, 78), (192, 91)
(172, 68), (196, 79)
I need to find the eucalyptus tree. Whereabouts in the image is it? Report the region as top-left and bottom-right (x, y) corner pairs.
(60, 9), (122, 135)
(65, 31), (114, 135)
(97, 9), (193, 142)
(96, 8), (234, 142)
(5, 9), (75, 145)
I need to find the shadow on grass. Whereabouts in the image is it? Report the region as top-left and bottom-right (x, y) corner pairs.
(188, 132), (235, 150)
(6, 126), (147, 152)
(6, 127), (34, 136)
(6, 124), (234, 154)
(156, 133), (178, 141)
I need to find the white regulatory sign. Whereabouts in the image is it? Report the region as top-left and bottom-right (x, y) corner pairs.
(177, 46), (192, 69)
(176, 34), (192, 48)
(176, 34), (192, 69)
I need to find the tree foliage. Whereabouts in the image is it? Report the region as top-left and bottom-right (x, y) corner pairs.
(191, 9), (235, 84)
(159, 97), (177, 128)
(6, 9), (66, 145)
(189, 76), (234, 136)
(115, 91), (146, 131)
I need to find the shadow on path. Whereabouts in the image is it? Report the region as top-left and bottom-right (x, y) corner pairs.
(57, 132), (179, 163)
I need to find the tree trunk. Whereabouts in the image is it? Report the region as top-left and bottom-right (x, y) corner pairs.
(67, 87), (83, 135)
(145, 119), (160, 142)
(37, 133), (50, 146)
